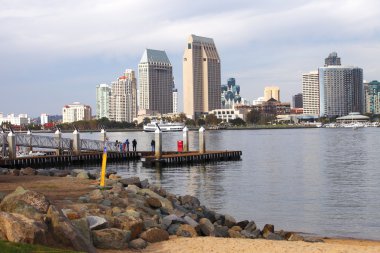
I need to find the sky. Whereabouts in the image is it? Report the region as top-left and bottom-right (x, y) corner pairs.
(1, 0), (380, 117)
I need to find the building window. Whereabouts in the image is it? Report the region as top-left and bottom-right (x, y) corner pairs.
(188, 43), (191, 49)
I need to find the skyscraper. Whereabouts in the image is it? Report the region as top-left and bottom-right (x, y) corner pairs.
(264, 87), (280, 102)
(183, 34), (221, 118)
(139, 49), (173, 114)
(221, 78), (241, 109)
(96, 84), (111, 119)
(319, 53), (363, 117)
(302, 71), (319, 115)
(109, 69), (138, 122)
(292, 93), (303, 108)
(364, 80), (380, 114)
(324, 52), (341, 66)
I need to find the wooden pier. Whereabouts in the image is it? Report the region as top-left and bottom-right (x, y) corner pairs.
(0, 150), (242, 168)
(141, 151), (242, 167)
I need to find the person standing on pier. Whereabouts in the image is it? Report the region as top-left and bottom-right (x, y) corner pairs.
(132, 139), (137, 152)
(125, 139), (130, 152)
(151, 140), (155, 152)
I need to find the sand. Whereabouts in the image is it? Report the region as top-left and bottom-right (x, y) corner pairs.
(1, 175), (380, 253)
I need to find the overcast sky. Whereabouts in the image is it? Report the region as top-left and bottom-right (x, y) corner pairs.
(1, 0), (379, 117)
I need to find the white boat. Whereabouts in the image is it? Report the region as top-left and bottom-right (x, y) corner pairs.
(143, 121), (185, 132)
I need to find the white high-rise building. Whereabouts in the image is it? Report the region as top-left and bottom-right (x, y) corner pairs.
(109, 69), (138, 122)
(302, 71), (319, 116)
(40, 113), (49, 125)
(183, 35), (221, 119)
(139, 49), (173, 114)
(173, 88), (178, 113)
(0, 113), (30, 126)
(96, 84), (111, 119)
(62, 102), (92, 123)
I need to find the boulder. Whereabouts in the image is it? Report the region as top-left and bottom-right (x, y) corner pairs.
(144, 219), (160, 230)
(199, 218), (215, 236)
(92, 228), (130, 249)
(62, 209), (81, 220)
(46, 205), (96, 253)
(119, 177), (142, 188)
(230, 225), (242, 232)
(179, 195), (200, 209)
(214, 225), (229, 238)
(114, 216), (144, 239)
(0, 211), (47, 244)
(88, 189), (106, 202)
(162, 214), (185, 229)
(285, 232), (304, 241)
(71, 217), (92, 246)
(0, 168), (9, 175)
(228, 229), (243, 238)
(146, 197), (162, 209)
(0, 186), (50, 220)
(9, 169), (20, 176)
(176, 224), (198, 238)
(20, 167), (36, 176)
(266, 232), (284, 240)
(124, 209), (141, 219)
(129, 238), (148, 249)
(36, 169), (50, 176)
(87, 216), (108, 230)
(109, 174), (120, 180)
(126, 185), (140, 194)
(167, 223), (180, 235)
(140, 189), (173, 211)
(244, 221), (257, 233)
(140, 179), (150, 189)
(87, 169), (99, 180)
(184, 215), (199, 228)
(262, 224), (274, 238)
(53, 170), (70, 177)
(223, 214), (236, 228)
(140, 228), (169, 243)
(236, 220), (249, 229)
(72, 169), (86, 177)
(241, 229), (261, 239)
(76, 171), (89, 179)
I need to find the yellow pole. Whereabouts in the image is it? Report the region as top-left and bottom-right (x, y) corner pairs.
(100, 146), (107, 188)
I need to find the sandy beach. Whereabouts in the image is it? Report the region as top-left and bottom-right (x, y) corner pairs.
(1, 175), (380, 253)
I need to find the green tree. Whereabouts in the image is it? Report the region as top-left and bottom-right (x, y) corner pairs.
(246, 109), (261, 124)
(229, 118), (246, 126)
(205, 114), (221, 126)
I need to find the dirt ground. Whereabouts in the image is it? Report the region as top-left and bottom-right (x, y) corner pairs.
(2, 175), (380, 253)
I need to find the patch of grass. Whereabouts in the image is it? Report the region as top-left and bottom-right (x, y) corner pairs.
(0, 240), (79, 253)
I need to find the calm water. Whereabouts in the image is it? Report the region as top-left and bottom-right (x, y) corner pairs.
(61, 128), (380, 240)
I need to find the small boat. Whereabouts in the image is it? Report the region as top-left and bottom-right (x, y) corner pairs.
(143, 121), (185, 132)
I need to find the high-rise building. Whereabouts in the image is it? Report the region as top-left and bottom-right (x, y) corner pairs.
(173, 88), (178, 114)
(40, 113), (49, 125)
(221, 78), (241, 109)
(183, 34), (221, 118)
(62, 102), (92, 123)
(0, 113), (30, 126)
(96, 84), (111, 119)
(264, 87), (280, 102)
(292, 93), (303, 108)
(325, 52), (341, 66)
(319, 60), (363, 117)
(302, 71), (319, 115)
(364, 80), (380, 114)
(139, 49), (173, 114)
(109, 69), (138, 122)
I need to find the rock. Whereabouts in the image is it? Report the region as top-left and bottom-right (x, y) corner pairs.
(144, 219), (160, 230)
(62, 209), (81, 220)
(223, 214), (236, 228)
(87, 169), (99, 180)
(76, 171), (89, 179)
(214, 225), (229, 237)
(241, 229), (261, 239)
(180, 195), (200, 209)
(262, 224), (275, 238)
(109, 174), (120, 180)
(199, 218), (215, 236)
(0, 211), (48, 244)
(20, 167), (36, 176)
(78, 195), (90, 203)
(0, 186), (50, 220)
(0, 192), (6, 203)
(228, 229), (243, 238)
(72, 169), (86, 177)
(230, 225), (242, 232)
(176, 224), (198, 238)
(114, 216), (144, 239)
(89, 189), (105, 202)
(140, 228), (169, 243)
(202, 208), (217, 223)
(46, 205), (96, 253)
(71, 217), (92, 246)
(167, 223), (180, 235)
(162, 214), (185, 229)
(36, 169), (50, 176)
(101, 199), (112, 207)
(140, 179), (150, 188)
(146, 197), (162, 209)
(140, 189), (173, 211)
(285, 232), (304, 241)
(0, 168), (9, 175)
(266, 232), (284, 240)
(92, 228), (130, 249)
(304, 237), (324, 243)
(124, 209), (141, 219)
(184, 215), (199, 228)
(54, 170), (70, 177)
(126, 185), (140, 194)
(244, 221), (257, 233)
(87, 216), (108, 230)
(10, 169), (20, 176)
(119, 177), (141, 188)
(237, 220), (249, 229)
(129, 238), (148, 249)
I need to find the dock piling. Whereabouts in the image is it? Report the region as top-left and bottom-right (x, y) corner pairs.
(155, 128), (162, 159)
(199, 126), (206, 154)
(72, 129), (81, 155)
(7, 131), (16, 159)
(183, 126), (189, 152)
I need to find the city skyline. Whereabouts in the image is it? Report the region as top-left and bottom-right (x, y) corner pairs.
(1, 1), (380, 116)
